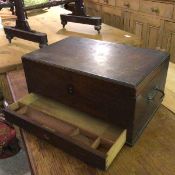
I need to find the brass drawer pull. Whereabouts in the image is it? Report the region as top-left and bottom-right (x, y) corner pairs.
(154, 87), (165, 99)
(151, 7), (159, 14)
(124, 2), (130, 8)
(104, 0), (108, 4)
(147, 87), (165, 101)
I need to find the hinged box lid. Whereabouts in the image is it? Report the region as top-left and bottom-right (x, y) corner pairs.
(22, 37), (169, 97)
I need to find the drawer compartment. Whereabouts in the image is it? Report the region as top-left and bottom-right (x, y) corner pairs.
(116, 0), (140, 11)
(140, 1), (173, 18)
(3, 93), (126, 170)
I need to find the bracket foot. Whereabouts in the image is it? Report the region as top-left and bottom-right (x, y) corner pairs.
(4, 26), (48, 48)
(60, 14), (102, 33)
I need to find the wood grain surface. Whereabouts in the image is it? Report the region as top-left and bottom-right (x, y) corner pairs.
(4, 68), (175, 175)
(22, 36), (168, 87)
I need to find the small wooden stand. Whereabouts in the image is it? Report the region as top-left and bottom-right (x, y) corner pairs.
(60, 0), (101, 32)
(4, 0), (102, 48)
(4, 0), (48, 48)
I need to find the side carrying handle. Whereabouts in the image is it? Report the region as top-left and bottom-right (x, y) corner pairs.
(154, 87), (165, 99)
(147, 87), (165, 101)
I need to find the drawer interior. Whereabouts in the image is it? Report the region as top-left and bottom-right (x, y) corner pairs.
(7, 93), (126, 169)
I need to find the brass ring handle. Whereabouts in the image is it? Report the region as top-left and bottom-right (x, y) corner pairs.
(154, 87), (165, 99)
(147, 87), (165, 101)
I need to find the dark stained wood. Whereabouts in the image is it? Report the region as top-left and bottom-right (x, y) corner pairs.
(22, 37), (169, 88)
(22, 37), (170, 145)
(4, 68), (175, 175)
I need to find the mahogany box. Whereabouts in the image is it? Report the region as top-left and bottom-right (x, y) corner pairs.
(3, 37), (169, 169)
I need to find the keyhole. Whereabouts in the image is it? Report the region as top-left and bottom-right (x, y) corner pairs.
(67, 85), (74, 95)
(43, 134), (50, 141)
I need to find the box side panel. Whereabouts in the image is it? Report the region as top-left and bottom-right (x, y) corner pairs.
(128, 58), (169, 145)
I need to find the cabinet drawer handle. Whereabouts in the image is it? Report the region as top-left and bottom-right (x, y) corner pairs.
(147, 87), (165, 101)
(154, 87), (165, 99)
(124, 2), (130, 8)
(151, 7), (159, 14)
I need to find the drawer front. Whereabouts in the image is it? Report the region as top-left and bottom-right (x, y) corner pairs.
(173, 5), (175, 20)
(140, 1), (174, 19)
(3, 108), (106, 169)
(23, 59), (135, 128)
(99, 0), (115, 7)
(116, 0), (140, 11)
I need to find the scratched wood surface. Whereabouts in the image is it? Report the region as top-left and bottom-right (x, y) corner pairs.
(4, 69), (175, 175)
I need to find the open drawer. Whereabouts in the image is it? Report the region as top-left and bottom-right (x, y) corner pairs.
(3, 93), (126, 170)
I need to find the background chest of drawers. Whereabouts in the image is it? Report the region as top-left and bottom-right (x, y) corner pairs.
(84, 0), (175, 63)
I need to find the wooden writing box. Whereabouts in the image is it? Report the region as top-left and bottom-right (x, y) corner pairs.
(3, 37), (169, 169)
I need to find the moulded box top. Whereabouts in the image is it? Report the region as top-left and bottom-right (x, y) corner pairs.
(22, 37), (169, 88)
